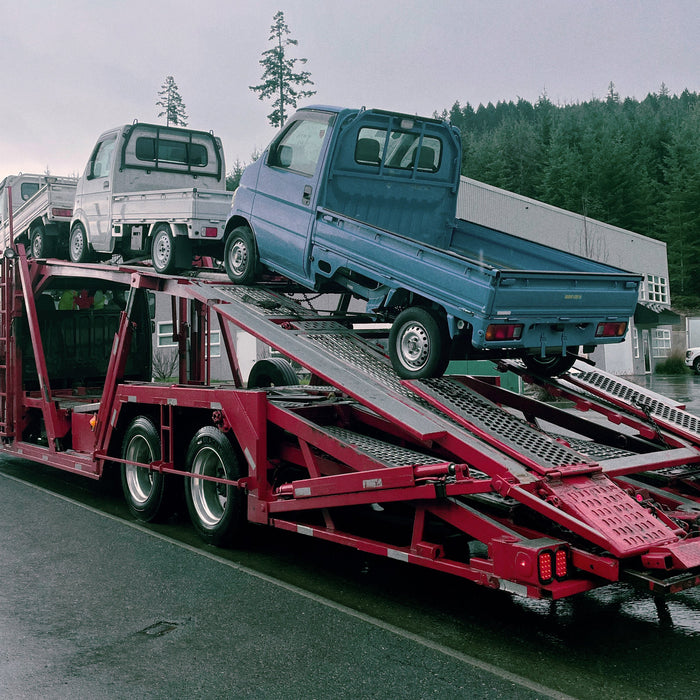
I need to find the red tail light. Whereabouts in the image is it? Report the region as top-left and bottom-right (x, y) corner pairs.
(538, 548), (569, 583)
(538, 551), (553, 583)
(203, 227), (218, 238)
(596, 321), (627, 337)
(485, 323), (523, 342)
(51, 208), (73, 218)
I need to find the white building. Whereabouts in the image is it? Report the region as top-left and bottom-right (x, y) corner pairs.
(457, 176), (676, 374)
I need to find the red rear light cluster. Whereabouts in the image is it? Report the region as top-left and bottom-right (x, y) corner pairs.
(203, 227), (218, 238)
(485, 323), (523, 342)
(51, 208), (73, 218)
(596, 321), (627, 338)
(538, 547), (568, 583)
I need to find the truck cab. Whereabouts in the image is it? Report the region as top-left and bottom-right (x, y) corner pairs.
(71, 122), (229, 271)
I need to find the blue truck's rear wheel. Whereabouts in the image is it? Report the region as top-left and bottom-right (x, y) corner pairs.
(389, 306), (450, 379)
(523, 350), (578, 376)
(224, 226), (258, 284)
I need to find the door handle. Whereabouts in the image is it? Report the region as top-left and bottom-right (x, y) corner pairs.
(302, 185), (312, 205)
(103, 180), (110, 189)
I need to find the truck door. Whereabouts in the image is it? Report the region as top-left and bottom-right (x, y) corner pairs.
(251, 110), (334, 282)
(79, 133), (117, 253)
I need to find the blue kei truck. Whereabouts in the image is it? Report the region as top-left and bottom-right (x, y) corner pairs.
(222, 106), (641, 379)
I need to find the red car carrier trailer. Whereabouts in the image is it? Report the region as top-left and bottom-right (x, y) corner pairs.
(2, 243), (700, 600)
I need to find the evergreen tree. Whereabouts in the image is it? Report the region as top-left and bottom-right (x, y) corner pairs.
(250, 11), (316, 128)
(156, 76), (188, 127)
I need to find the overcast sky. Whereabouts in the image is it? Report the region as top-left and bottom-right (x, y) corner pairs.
(1, 0), (697, 177)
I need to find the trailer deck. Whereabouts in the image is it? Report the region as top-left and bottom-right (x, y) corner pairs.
(2, 251), (700, 599)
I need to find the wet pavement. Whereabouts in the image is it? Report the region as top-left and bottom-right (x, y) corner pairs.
(3, 371), (700, 698)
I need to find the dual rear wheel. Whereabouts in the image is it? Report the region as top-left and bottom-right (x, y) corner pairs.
(120, 417), (245, 546)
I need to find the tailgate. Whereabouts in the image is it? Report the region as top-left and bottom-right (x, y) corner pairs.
(488, 269), (641, 320)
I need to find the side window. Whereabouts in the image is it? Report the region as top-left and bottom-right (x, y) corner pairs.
(88, 136), (117, 179)
(268, 115), (331, 176)
(21, 182), (40, 201)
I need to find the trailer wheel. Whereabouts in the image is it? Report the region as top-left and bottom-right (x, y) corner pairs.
(30, 225), (54, 259)
(389, 306), (450, 379)
(523, 349), (578, 377)
(247, 357), (298, 388)
(224, 226), (258, 284)
(69, 223), (92, 263)
(121, 416), (171, 522)
(151, 224), (179, 274)
(184, 426), (245, 546)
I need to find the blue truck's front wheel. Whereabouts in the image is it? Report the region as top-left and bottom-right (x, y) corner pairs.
(389, 307), (450, 379)
(224, 225), (258, 284)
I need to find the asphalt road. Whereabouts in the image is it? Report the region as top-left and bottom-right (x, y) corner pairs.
(3, 372), (700, 699)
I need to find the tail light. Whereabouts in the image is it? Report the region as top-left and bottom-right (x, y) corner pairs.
(51, 207), (73, 218)
(485, 323), (523, 342)
(538, 548), (569, 583)
(596, 321), (627, 338)
(202, 227), (218, 238)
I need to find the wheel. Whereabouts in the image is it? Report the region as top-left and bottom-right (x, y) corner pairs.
(184, 426), (245, 546)
(389, 306), (450, 379)
(151, 224), (179, 274)
(224, 225), (258, 284)
(30, 225), (54, 259)
(693, 357), (700, 375)
(523, 348), (578, 377)
(120, 416), (171, 522)
(69, 222), (92, 263)
(247, 357), (298, 388)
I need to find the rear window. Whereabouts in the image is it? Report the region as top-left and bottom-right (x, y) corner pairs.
(21, 182), (40, 200)
(355, 127), (441, 172)
(135, 137), (208, 167)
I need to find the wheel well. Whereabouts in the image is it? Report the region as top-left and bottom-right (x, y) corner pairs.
(225, 216), (251, 237)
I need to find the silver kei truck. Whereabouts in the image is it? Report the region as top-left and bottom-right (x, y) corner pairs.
(69, 122), (231, 273)
(0, 173), (77, 258)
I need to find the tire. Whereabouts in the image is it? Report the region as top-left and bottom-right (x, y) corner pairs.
(120, 416), (171, 522)
(184, 426), (246, 546)
(389, 306), (450, 379)
(151, 224), (179, 274)
(30, 225), (54, 259)
(693, 357), (700, 375)
(69, 222), (92, 263)
(224, 225), (258, 284)
(247, 358), (298, 388)
(523, 348), (578, 377)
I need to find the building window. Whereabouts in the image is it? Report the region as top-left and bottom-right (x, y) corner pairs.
(157, 321), (177, 348)
(641, 275), (668, 304)
(651, 329), (671, 358)
(209, 330), (221, 358)
(633, 328), (640, 359)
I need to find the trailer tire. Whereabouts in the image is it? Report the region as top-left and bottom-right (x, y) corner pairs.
(224, 226), (258, 284)
(121, 416), (171, 522)
(523, 349), (578, 377)
(151, 224), (179, 274)
(30, 225), (54, 259)
(389, 306), (450, 379)
(247, 357), (298, 388)
(69, 223), (92, 263)
(184, 426), (245, 546)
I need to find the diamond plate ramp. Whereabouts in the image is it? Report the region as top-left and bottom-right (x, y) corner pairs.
(544, 474), (676, 557)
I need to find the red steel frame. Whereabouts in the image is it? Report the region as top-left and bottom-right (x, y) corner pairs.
(2, 249), (700, 599)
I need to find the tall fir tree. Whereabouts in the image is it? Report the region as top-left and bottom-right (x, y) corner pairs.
(250, 11), (316, 128)
(156, 76), (188, 127)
